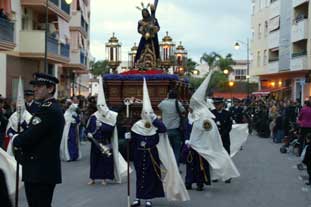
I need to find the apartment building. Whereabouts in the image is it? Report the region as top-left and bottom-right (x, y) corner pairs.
(251, 0), (311, 102)
(0, 0), (90, 99)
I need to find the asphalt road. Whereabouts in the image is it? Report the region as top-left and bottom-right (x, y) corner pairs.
(18, 135), (311, 207)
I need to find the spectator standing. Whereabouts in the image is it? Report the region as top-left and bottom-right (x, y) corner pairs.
(158, 90), (186, 165)
(297, 100), (311, 155)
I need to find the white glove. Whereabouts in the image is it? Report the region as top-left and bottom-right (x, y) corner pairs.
(149, 113), (157, 121)
(185, 140), (190, 145)
(125, 132), (131, 140)
(87, 133), (93, 139)
(96, 120), (102, 128)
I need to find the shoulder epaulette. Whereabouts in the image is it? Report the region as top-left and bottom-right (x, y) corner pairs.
(42, 102), (52, 107)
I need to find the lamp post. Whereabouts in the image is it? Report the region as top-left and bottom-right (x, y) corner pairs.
(229, 80), (235, 106)
(160, 31), (175, 72)
(174, 41), (188, 75)
(44, 0), (72, 73)
(106, 33), (122, 73)
(234, 38), (250, 97)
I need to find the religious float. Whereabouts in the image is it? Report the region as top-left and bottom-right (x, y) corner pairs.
(102, 1), (191, 125)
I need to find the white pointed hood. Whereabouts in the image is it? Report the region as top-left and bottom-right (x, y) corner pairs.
(141, 78), (154, 121)
(131, 78), (157, 136)
(189, 71), (215, 122)
(94, 76), (118, 126)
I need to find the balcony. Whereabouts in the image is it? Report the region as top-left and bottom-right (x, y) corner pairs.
(268, 30), (280, 49)
(293, 0), (309, 8)
(269, 0), (280, 19)
(63, 50), (87, 72)
(291, 53), (308, 71)
(21, 0), (70, 22)
(268, 59), (279, 74)
(19, 30), (69, 64)
(60, 43), (70, 58)
(292, 19), (308, 42)
(0, 18), (15, 51)
(70, 10), (88, 37)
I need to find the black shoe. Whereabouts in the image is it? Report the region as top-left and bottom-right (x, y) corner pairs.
(212, 179), (219, 183)
(196, 184), (204, 191)
(131, 200), (141, 207)
(305, 182), (311, 186)
(225, 178), (232, 184)
(145, 201), (152, 207)
(185, 183), (192, 190)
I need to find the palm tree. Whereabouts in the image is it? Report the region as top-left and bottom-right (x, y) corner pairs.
(215, 53), (235, 72)
(186, 58), (198, 75)
(200, 52), (220, 70)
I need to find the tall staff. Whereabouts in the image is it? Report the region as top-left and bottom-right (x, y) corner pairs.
(15, 77), (24, 207)
(123, 97), (142, 207)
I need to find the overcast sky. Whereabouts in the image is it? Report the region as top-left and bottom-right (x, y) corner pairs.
(90, 0), (252, 63)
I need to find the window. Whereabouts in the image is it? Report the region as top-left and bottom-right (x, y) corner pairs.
(234, 69), (247, 81)
(258, 24), (262, 39)
(257, 51), (261, 67)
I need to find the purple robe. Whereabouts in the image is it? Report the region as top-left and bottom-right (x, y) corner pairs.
(67, 116), (80, 161)
(184, 123), (211, 186)
(86, 115), (114, 180)
(131, 119), (166, 199)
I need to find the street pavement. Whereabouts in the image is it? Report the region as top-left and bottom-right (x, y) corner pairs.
(18, 134), (311, 207)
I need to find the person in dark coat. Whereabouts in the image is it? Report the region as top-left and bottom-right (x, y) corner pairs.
(212, 98), (233, 154)
(0, 169), (12, 207)
(24, 90), (40, 115)
(0, 98), (8, 149)
(13, 73), (65, 207)
(230, 100), (244, 124)
(212, 98), (233, 184)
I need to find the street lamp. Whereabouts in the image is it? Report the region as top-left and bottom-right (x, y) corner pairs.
(228, 81), (235, 105)
(223, 69), (229, 75)
(234, 38), (250, 97)
(106, 33), (122, 73)
(44, 0), (72, 73)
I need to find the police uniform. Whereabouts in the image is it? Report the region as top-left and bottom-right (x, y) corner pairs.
(0, 169), (12, 207)
(13, 73), (65, 207)
(212, 98), (233, 154)
(25, 90), (40, 115)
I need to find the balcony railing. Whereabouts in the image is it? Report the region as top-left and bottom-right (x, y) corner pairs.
(292, 50), (307, 58)
(49, 0), (59, 6)
(47, 35), (58, 55)
(80, 51), (87, 65)
(61, 0), (70, 14)
(61, 43), (70, 58)
(0, 18), (14, 43)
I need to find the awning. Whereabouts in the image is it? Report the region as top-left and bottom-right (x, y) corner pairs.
(252, 87), (287, 96)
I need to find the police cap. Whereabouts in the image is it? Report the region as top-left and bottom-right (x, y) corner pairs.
(30, 73), (59, 86)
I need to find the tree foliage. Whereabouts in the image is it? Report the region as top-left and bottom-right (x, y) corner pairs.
(215, 53), (235, 72)
(186, 58), (198, 75)
(200, 52), (220, 70)
(89, 60), (111, 76)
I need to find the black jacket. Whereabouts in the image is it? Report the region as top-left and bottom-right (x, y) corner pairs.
(13, 98), (65, 184)
(212, 109), (233, 147)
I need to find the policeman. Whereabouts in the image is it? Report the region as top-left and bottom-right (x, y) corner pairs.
(13, 73), (65, 207)
(24, 89), (40, 115)
(211, 97), (233, 183)
(212, 97), (233, 154)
